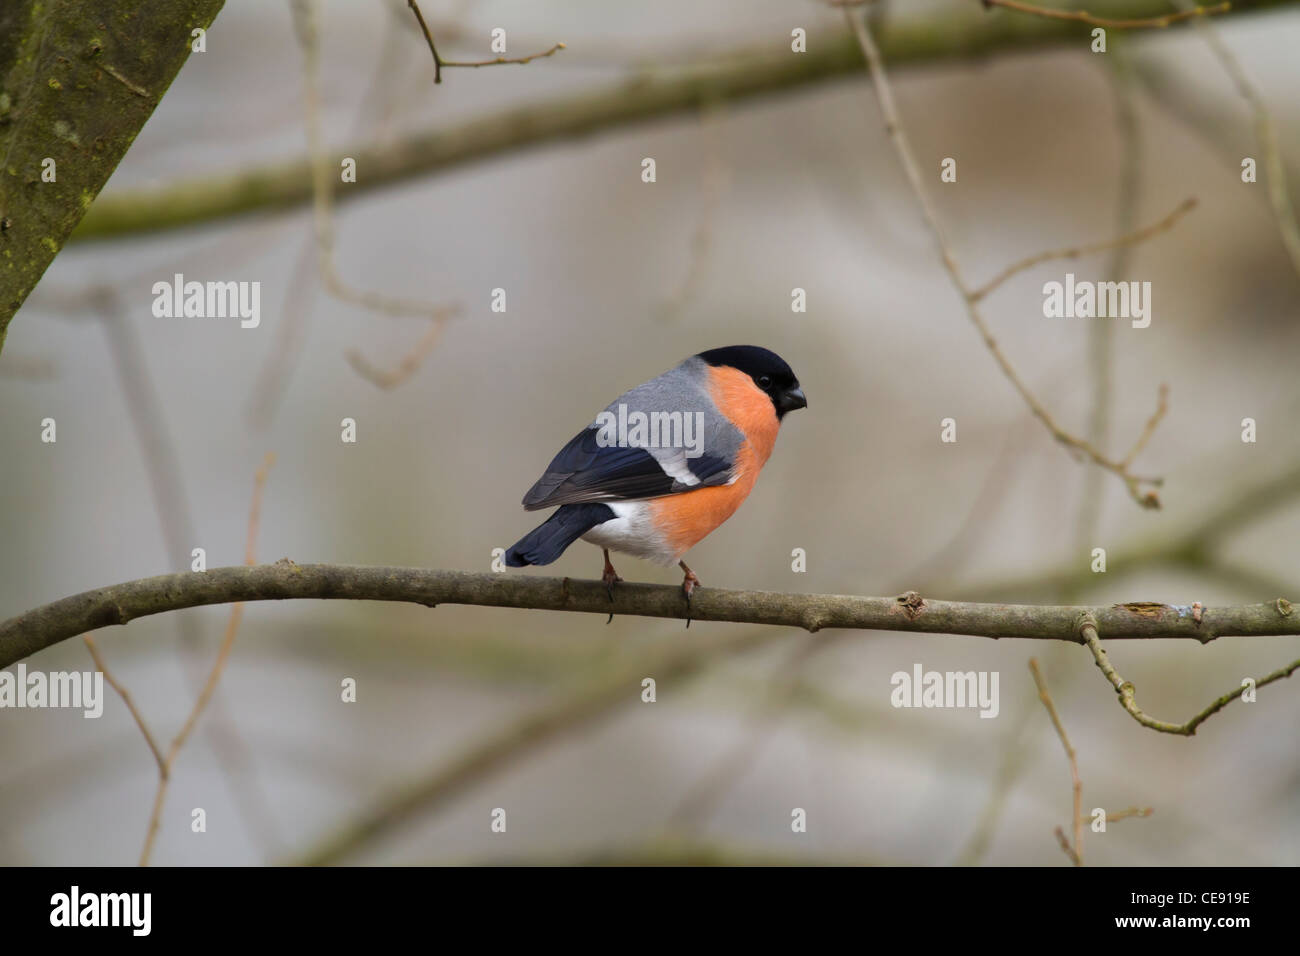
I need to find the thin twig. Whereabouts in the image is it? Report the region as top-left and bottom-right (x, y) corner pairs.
(1171, 0), (1300, 280)
(1104, 806), (1154, 823)
(138, 453), (275, 866)
(1071, 47), (1139, 590)
(292, 0), (459, 386)
(1119, 383), (1169, 469)
(405, 0), (442, 80)
(1080, 613), (1300, 735)
(1053, 826), (1081, 865)
(979, 0), (1230, 29)
(344, 314), (449, 389)
(82, 636), (166, 774)
(439, 44), (566, 71)
(969, 198), (1197, 303)
(1029, 659), (1082, 865)
(407, 0), (564, 84)
(842, 8), (1167, 508)
(249, 5), (420, 423)
(98, 291), (283, 855)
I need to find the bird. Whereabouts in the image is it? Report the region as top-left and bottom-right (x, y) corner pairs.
(504, 345), (806, 620)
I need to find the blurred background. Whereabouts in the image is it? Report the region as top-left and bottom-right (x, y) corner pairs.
(1, 0), (1298, 865)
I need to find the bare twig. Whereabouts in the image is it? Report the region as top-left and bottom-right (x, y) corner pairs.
(291, 0), (458, 386)
(1029, 659), (1082, 865)
(98, 291), (283, 855)
(82, 636), (166, 774)
(249, 4), (422, 422)
(1171, 0), (1300, 280)
(1030, 658), (1154, 864)
(438, 43), (567, 73)
(1053, 825), (1081, 865)
(969, 198), (1197, 303)
(137, 453), (275, 866)
(1105, 806), (1155, 823)
(1080, 613), (1300, 735)
(344, 315), (449, 389)
(979, 0), (1230, 29)
(1071, 47), (1140, 588)
(843, 8), (1167, 508)
(1119, 383), (1169, 469)
(407, 0), (564, 84)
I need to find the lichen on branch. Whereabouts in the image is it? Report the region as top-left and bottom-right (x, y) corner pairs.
(0, 0), (225, 352)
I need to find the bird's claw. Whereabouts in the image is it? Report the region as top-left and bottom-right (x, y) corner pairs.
(680, 568), (701, 628)
(602, 551), (622, 624)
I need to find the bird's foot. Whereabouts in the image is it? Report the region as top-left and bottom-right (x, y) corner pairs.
(602, 550), (623, 624)
(601, 550), (623, 600)
(679, 562), (701, 627)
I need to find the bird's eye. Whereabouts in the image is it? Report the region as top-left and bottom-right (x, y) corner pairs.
(758, 375), (772, 389)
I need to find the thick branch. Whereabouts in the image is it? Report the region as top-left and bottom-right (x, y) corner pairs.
(69, 0), (1297, 241)
(3, 563), (1299, 668)
(0, 0), (226, 350)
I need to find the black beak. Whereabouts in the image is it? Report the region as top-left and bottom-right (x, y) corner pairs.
(777, 384), (807, 416)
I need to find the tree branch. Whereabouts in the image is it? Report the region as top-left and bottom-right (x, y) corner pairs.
(406, 0), (564, 84)
(68, 0), (1298, 241)
(1080, 613), (1300, 735)
(3, 563), (1299, 669)
(135, 451), (273, 866)
(1028, 659), (1083, 865)
(0, 0), (226, 351)
(968, 197), (1197, 303)
(979, 0), (1230, 29)
(843, 6), (1169, 509)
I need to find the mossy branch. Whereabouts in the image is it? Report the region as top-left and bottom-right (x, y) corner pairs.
(69, 0), (1299, 242)
(0, 0), (225, 352)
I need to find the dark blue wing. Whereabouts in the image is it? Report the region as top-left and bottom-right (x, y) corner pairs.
(522, 427), (732, 511)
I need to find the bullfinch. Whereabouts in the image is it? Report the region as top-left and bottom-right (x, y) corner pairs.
(505, 346), (806, 614)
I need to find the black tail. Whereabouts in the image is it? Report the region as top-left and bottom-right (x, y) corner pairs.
(505, 503), (616, 567)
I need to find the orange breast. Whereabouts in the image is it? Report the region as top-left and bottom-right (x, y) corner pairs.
(649, 365), (779, 557)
